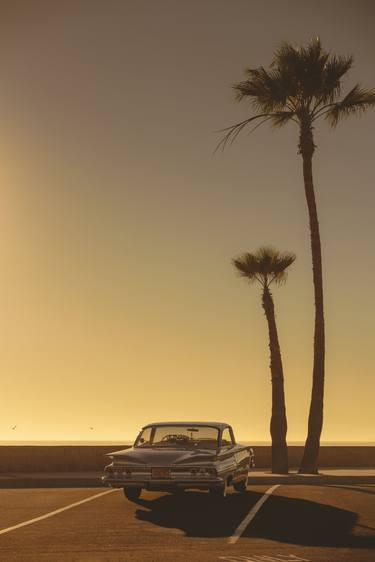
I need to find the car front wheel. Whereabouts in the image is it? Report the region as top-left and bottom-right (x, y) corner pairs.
(233, 475), (248, 492)
(123, 487), (142, 501)
(209, 482), (227, 499)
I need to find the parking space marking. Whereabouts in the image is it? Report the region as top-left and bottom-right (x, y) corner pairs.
(228, 485), (280, 544)
(0, 488), (119, 536)
(219, 554), (309, 562)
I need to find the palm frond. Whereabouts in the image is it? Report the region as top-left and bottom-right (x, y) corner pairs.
(324, 84), (375, 126)
(272, 38), (328, 102)
(256, 246), (274, 276)
(234, 67), (289, 112)
(272, 40), (299, 64)
(220, 39), (374, 150)
(232, 247), (295, 287)
(299, 38), (330, 98)
(271, 251), (297, 285)
(272, 41), (300, 79)
(269, 111), (296, 127)
(232, 254), (259, 283)
(316, 54), (353, 106)
(214, 113), (270, 153)
(271, 39), (355, 111)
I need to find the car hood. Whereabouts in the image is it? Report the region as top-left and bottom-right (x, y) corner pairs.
(109, 447), (216, 466)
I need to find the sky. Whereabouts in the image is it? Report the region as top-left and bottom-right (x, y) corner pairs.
(0, 0), (374, 443)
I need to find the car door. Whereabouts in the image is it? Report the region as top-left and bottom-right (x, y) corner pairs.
(220, 427), (239, 475)
(227, 427), (249, 480)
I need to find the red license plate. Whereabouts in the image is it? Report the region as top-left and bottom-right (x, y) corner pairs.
(152, 468), (170, 479)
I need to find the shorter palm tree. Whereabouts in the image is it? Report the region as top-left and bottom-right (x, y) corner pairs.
(233, 246), (296, 474)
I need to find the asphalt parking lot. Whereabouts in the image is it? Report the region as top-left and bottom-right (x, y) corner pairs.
(0, 484), (374, 562)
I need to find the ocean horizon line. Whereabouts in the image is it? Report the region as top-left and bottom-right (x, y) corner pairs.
(1, 440), (374, 446)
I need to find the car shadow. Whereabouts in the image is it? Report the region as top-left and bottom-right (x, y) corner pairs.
(133, 490), (375, 548)
(135, 490), (262, 537)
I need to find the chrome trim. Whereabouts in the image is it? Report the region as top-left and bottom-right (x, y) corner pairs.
(102, 476), (224, 488)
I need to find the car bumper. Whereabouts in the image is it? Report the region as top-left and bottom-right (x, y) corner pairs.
(102, 475), (224, 491)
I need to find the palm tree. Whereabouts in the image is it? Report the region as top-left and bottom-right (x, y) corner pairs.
(219, 39), (375, 473)
(233, 246), (295, 474)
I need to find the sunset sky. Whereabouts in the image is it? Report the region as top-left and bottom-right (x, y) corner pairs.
(1, 1), (374, 443)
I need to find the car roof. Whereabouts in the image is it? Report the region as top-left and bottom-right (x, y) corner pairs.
(142, 421), (230, 430)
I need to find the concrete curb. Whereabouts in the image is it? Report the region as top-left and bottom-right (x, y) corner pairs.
(0, 477), (101, 488)
(0, 472), (103, 489)
(248, 468), (375, 485)
(248, 475), (375, 485)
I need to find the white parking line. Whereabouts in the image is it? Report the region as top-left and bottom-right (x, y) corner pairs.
(228, 485), (280, 544)
(219, 554), (310, 562)
(0, 488), (119, 536)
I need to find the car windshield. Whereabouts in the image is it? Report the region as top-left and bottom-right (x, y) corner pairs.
(135, 425), (219, 450)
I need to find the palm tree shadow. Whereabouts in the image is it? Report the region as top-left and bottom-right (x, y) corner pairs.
(244, 494), (375, 548)
(134, 491), (375, 548)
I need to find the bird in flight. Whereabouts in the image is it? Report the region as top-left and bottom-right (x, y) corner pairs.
(11, 425), (17, 430)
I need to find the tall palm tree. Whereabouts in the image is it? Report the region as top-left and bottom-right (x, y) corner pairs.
(219, 39), (375, 473)
(233, 246), (295, 474)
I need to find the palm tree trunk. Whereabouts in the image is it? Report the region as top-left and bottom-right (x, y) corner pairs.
(298, 119), (325, 474)
(262, 286), (288, 474)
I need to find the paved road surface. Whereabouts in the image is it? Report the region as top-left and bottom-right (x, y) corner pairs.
(0, 484), (374, 561)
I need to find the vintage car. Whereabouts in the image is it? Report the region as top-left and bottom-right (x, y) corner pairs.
(102, 421), (255, 501)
